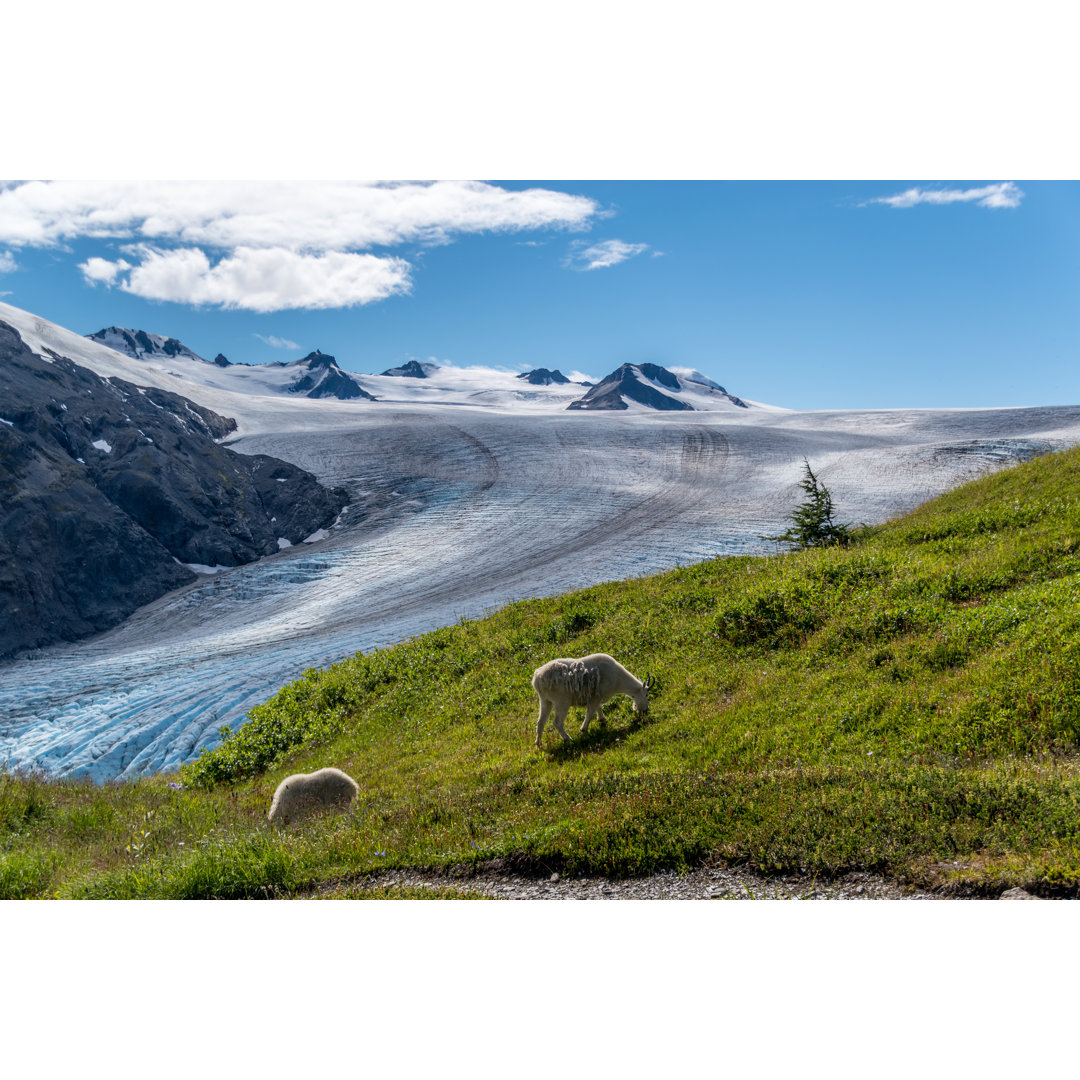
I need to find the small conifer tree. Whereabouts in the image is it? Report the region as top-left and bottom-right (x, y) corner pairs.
(765, 458), (852, 549)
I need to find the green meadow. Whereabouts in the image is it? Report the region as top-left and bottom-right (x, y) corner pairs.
(4, 445), (1080, 899)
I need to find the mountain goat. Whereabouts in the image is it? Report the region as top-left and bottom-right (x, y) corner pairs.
(267, 767), (359, 825)
(531, 653), (653, 747)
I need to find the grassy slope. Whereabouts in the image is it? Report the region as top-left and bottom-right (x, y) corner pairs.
(4, 446), (1080, 899)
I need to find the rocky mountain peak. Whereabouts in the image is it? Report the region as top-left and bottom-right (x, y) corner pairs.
(88, 326), (208, 364)
(381, 360), (435, 378)
(568, 362), (694, 411)
(517, 368), (572, 385)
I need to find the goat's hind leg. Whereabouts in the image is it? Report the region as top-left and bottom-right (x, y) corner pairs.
(551, 704), (572, 743)
(580, 702), (601, 737)
(535, 697), (553, 747)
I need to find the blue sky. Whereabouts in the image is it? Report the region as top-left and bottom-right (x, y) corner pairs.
(0, 179), (1076, 410)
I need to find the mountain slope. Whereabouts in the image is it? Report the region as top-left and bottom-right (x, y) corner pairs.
(0, 320), (347, 658)
(6, 446), (1079, 898)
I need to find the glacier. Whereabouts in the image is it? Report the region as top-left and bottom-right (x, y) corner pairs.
(2, 300), (1080, 781)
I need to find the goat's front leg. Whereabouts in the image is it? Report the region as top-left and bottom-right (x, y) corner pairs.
(535, 697), (552, 747)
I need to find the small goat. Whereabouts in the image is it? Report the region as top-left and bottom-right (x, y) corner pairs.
(267, 767), (359, 825)
(531, 653), (653, 747)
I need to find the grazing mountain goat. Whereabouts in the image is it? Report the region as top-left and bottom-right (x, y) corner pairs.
(531, 653), (653, 747)
(267, 767), (359, 825)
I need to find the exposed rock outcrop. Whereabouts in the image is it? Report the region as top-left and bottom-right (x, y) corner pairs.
(567, 362), (749, 411)
(88, 326), (209, 364)
(568, 362), (695, 411)
(0, 321), (348, 659)
(288, 350), (375, 400)
(517, 368), (572, 385)
(381, 360), (435, 378)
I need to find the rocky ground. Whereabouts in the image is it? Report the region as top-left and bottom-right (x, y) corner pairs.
(311, 858), (1065, 899)
(314, 862), (950, 900)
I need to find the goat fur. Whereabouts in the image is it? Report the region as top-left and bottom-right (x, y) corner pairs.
(267, 767), (359, 825)
(531, 653), (652, 746)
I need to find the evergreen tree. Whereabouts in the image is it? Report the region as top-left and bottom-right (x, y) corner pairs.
(765, 458), (852, 549)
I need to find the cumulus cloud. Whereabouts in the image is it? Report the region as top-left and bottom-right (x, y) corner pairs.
(254, 333), (301, 350)
(865, 182), (1024, 210)
(0, 180), (601, 311)
(79, 256), (130, 284)
(564, 238), (650, 271)
(0, 250), (16, 273)
(0, 180), (599, 251)
(85, 246), (413, 312)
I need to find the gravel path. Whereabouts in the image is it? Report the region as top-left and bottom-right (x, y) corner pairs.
(316, 863), (942, 900)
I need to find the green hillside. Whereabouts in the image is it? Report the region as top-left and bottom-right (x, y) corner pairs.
(4, 446), (1080, 899)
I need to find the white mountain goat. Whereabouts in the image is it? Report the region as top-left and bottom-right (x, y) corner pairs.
(267, 767), (359, 825)
(531, 653), (653, 747)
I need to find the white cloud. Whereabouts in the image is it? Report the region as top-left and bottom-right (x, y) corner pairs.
(0, 180), (601, 311)
(79, 256), (130, 284)
(564, 238), (650, 271)
(254, 333), (301, 350)
(865, 182), (1024, 210)
(88, 246), (413, 313)
(0, 181), (599, 251)
(0, 250), (16, 273)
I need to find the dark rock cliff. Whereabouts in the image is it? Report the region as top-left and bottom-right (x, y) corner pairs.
(0, 321), (347, 659)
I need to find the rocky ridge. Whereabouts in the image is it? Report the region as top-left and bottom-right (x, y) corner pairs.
(0, 320), (347, 659)
(380, 360), (436, 378)
(88, 326), (210, 364)
(517, 368), (575, 386)
(567, 362), (748, 411)
(87, 327), (373, 402)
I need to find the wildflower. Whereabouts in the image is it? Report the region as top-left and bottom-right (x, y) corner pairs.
(167, 782), (183, 789)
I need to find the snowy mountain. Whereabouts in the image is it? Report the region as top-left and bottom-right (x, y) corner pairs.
(4, 303), (759, 418)
(86, 325), (373, 402)
(568, 362), (749, 411)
